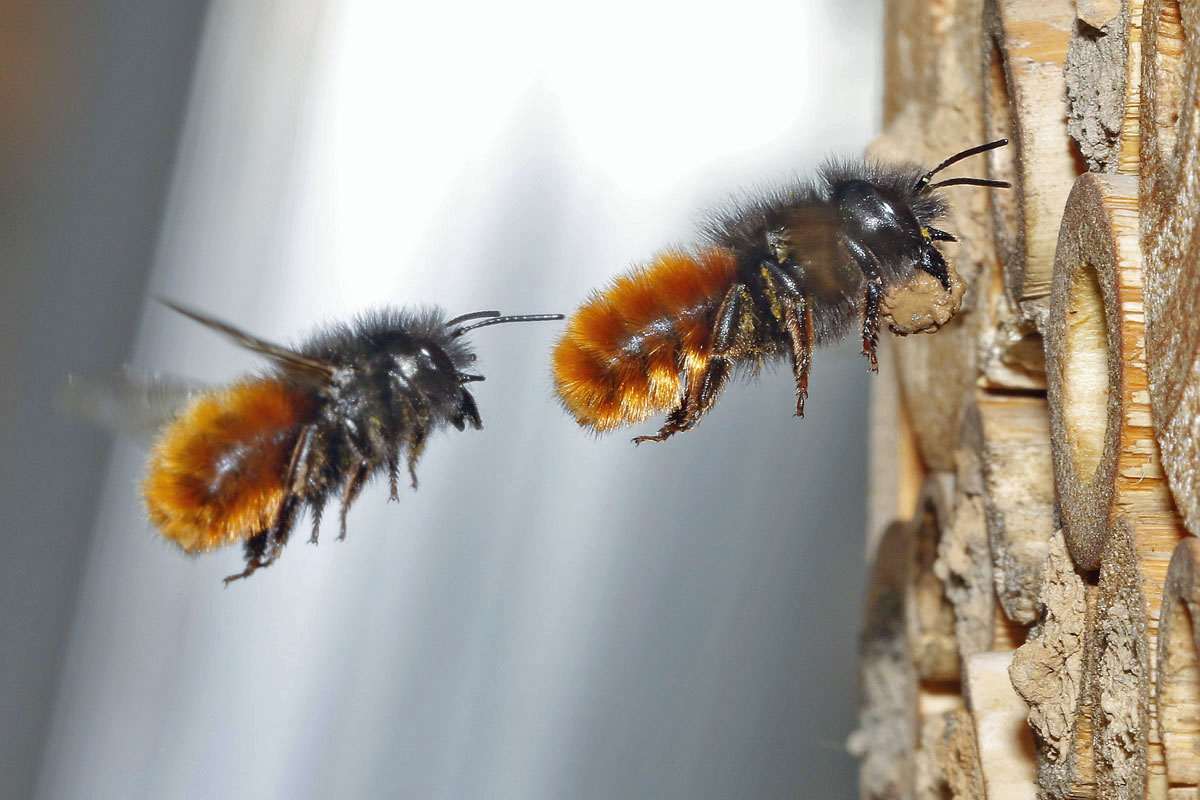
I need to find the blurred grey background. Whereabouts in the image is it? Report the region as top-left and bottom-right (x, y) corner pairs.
(2, 1), (881, 798)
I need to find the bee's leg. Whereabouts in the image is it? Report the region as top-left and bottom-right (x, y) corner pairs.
(916, 243), (952, 290)
(224, 425), (315, 585)
(405, 425), (428, 490)
(451, 388), (483, 432)
(385, 449), (401, 501)
(303, 429), (328, 544)
(634, 283), (748, 444)
(760, 261), (802, 298)
(926, 226), (957, 242)
(408, 397), (434, 490)
(308, 496), (326, 545)
(226, 533), (270, 585)
(861, 278), (882, 373)
(337, 461), (369, 541)
(225, 512), (294, 584)
(757, 261), (813, 415)
(842, 236), (883, 373)
(781, 293), (814, 416)
(631, 361), (717, 444)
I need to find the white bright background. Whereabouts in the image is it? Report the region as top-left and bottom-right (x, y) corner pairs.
(33, 1), (882, 797)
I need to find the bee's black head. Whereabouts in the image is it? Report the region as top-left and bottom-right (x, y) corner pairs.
(825, 139), (1010, 288)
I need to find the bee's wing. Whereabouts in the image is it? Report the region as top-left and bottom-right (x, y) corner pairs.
(60, 368), (210, 442)
(158, 299), (335, 382)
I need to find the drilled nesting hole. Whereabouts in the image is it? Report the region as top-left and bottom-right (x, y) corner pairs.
(1152, 0), (1187, 159)
(1162, 597), (1200, 788)
(1062, 262), (1111, 480)
(912, 503), (960, 684)
(987, 35), (1020, 260)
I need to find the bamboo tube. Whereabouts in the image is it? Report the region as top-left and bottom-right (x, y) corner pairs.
(1064, 0), (1145, 173)
(912, 475), (963, 683)
(852, 520), (920, 800)
(889, 309), (981, 473)
(1119, 0), (1146, 175)
(880, 0), (937, 129)
(977, 258), (1048, 391)
(1139, 0), (1200, 537)
(1046, 172), (1184, 570)
(962, 390), (1056, 624)
(864, 126), (983, 471)
(1156, 537), (1200, 796)
(984, 0), (1084, 314)
(963, 649), (1040, 799)
(1010, 530), (1099, 799)
(869, 0), (1009, 471)
(867, 337), (926, 560)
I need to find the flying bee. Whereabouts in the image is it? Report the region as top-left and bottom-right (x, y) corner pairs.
(92, 301), (561, 584)
(553, 139), (1010, 442)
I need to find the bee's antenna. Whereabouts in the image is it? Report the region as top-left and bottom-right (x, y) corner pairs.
(450, 313), (565, 338)
(925, 176), (1012, 190)
(445, 310), (501, 327)
(915, 138), (1009, 192)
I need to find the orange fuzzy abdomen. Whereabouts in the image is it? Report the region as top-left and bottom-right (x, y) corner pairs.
(553, 247), (737, 431)
(143, 378), (316, 553)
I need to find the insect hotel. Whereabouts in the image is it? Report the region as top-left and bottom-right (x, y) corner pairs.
(852, 0), (1200, 798)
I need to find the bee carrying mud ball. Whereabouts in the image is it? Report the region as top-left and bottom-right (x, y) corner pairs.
(552, 140), (1010, 443)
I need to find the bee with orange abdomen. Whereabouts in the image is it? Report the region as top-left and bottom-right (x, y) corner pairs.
(553, 140), (1010, 443)
(133, 301), (561, 584)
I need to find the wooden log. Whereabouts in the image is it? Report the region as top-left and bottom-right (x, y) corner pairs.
(1092, 517), (1167, 799)
(1156, 537), (1200, 797)
(1045, 172), (1184, 570)
(962, 390), (1056, 624)
(1010, 529), (1099, 799)
(984, 0), (1083, 315)
(1064, 0), (1145, 173)
(941, 419), (999, 658)
(912, 475), (963, 683)
(964, 649), (1040, 799)
(852, 520), (920, 800)
(1044, 174), (1187, 798)
(1139, 0), (1200, 538)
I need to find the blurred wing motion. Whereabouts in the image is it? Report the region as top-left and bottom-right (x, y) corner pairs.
(60, 368), (209, 442)
(157, 298), (336, 381)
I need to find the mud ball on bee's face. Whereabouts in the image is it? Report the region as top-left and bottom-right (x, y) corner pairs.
(881, 265), (967, 336)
